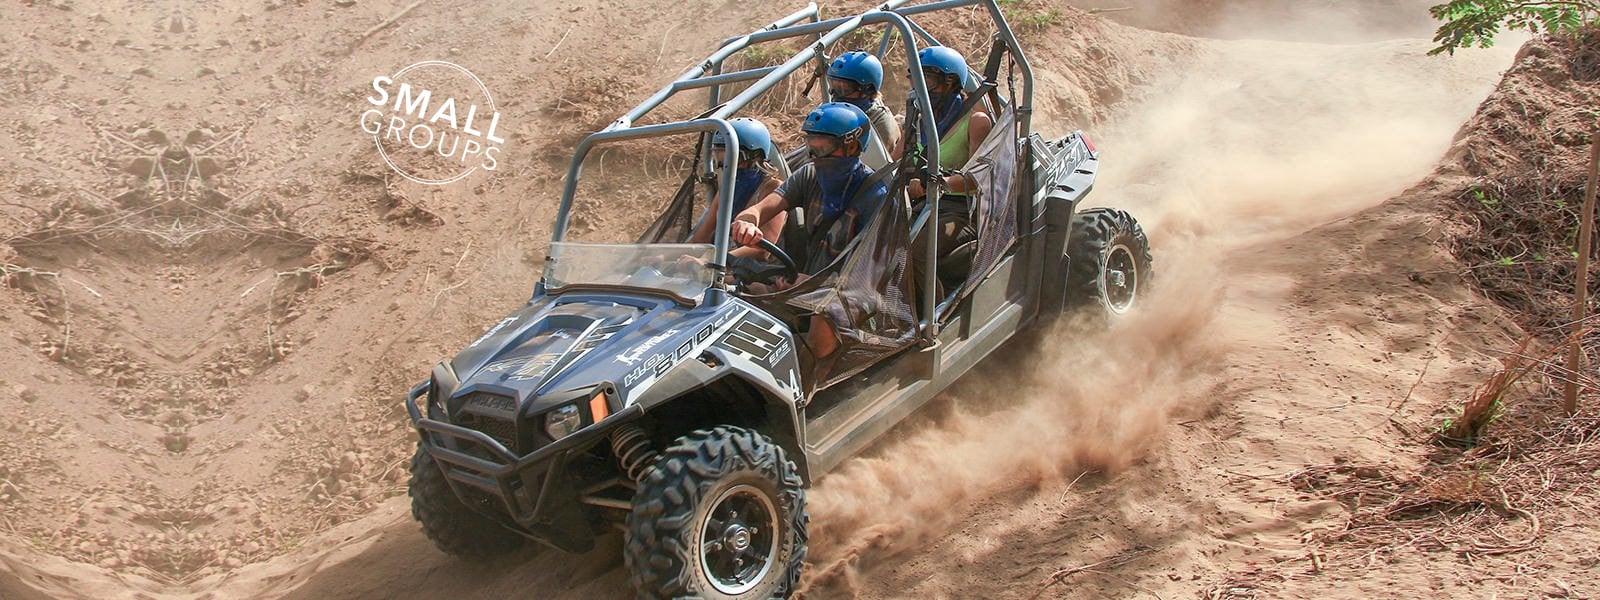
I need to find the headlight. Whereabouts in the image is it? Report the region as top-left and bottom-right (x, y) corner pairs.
(544, 404), (582, 440)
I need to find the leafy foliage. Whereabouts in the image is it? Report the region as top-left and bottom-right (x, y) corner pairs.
(1429, 0), (1598, 55)
(997, 0), (1063, 34)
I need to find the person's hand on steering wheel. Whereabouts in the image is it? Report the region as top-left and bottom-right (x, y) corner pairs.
(726, 220), (800, 294)
(746, 273), (807, 295)
(731, 218), (765, 247)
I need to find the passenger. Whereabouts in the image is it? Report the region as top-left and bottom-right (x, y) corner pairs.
(900, 45), (993, 294)
(827, 51), (899, 168)
(897, 45), (993, 198)
(689, 117), (782, 244)
(730, 102), (889, 358)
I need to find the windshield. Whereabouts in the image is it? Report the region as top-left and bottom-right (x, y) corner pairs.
(543, 242), (718, 301)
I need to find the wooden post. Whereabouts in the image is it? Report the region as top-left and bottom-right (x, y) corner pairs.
(1566, 129), (1600, 416)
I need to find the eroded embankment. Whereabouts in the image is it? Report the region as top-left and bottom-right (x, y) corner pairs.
(0, 2), (1529, 599)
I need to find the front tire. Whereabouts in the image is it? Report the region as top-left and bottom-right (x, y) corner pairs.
(624, 426), (808, 600)
(409, 445), (526, 560)
(1065, 207), (1152, 317)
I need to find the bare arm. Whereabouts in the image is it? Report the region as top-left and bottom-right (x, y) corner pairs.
(687, 192), (722, 244)
(730, 189), (790, 246)
(755, 177), (781, 207)
(691, 176), (781, 244)
(965, 110), (992, 159)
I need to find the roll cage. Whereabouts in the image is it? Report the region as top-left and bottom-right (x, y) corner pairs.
(546, 0), (1038, 345)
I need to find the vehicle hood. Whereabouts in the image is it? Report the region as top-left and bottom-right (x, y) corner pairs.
(446, 294), (746, 411)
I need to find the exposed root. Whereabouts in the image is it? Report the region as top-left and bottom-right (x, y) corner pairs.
(1288, 408), (1600, 571)
(1031, 546), (1155, 599)
(0, 262), (75, 360)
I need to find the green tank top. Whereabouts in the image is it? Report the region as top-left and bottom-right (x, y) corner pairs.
(938, 113), (971, 171)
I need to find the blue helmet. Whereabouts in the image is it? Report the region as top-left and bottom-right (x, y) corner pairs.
(917, 45), (970, 88)
(711, 117), (772, 161)
(828, 51), (884, 92)
(801, 102), (872, 151)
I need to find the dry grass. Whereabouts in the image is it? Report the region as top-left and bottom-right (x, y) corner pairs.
(1288, 405), (1600, 569)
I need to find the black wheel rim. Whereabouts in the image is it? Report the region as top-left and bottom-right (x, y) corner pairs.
(1102, 244), (1138, 314)
(699, 483), (779, 595)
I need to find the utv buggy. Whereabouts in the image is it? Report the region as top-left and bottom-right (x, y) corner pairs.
(404, 1), (1152, 598)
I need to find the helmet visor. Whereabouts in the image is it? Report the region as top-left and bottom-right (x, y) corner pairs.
(827, 76), (864, 99)
(804, 133), (844, 159)
(921, 67), (956, 90)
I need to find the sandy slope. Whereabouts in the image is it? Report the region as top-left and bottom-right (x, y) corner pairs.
(0, 0), (1565, 598)
(203, 16), (1528, 600)
(0, 0), (791, 596)
(795, 33), (1528, 600)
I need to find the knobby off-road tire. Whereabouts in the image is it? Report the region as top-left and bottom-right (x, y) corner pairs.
(1065, 207), (1152, 318)
(624, 426), (808, 600)
(408, 445), (525, 560)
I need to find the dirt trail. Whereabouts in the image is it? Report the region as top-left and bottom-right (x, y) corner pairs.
(213, 18), (1522, 600)
(0, 0), (783, 597)
(794, 33), (1524, 599)
(0, 1), (1551, 598)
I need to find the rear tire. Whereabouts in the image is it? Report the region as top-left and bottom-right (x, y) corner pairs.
(624, 426), (808, 600)
(409, 445), (526, 560)
(1065, 208), (1151, 318)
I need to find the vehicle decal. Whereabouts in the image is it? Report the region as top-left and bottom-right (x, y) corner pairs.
(483, 355), (531, 373)
(622, 308), (746, 389)
(788, 368), (806, 407)
(770, 339), (793, 366)
(716, 315), (789, 367)
(615, 328), (680, 366)
(481, 353), (563, 381)
(468, 316), (519, 347)
(507, 354), (562, 381)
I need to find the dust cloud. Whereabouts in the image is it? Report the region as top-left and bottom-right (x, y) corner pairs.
(800, 12), (1520, 593)
(800, 257), (1230, 594)
(1067, 0), (1442, 43)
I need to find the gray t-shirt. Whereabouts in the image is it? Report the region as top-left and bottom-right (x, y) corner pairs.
(773, 162), (889, 273)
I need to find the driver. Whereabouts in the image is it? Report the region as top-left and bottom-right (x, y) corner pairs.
(730, 102), (889, 358)
(689, 117), (782, 244)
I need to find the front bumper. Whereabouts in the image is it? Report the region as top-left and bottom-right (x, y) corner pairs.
(405, 382), (638, 553)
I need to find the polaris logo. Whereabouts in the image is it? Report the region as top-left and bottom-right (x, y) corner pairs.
(615, 328), (679, 366)
(465, 393), (517, 413)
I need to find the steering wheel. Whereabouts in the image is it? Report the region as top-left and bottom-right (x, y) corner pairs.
(753, 239), (799, 282)
(726, 238), (799, 289)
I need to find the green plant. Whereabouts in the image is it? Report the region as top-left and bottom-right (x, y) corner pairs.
(997, 0), (1062, 33)
(836, 27), (885, 55)
(1436, 400), (1503, 438)
(1428, 0), (1599, 55)
(1473, 187), (1502, 210)
(733, 43), (793, 69)
(1440, 337), (1534, 445)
